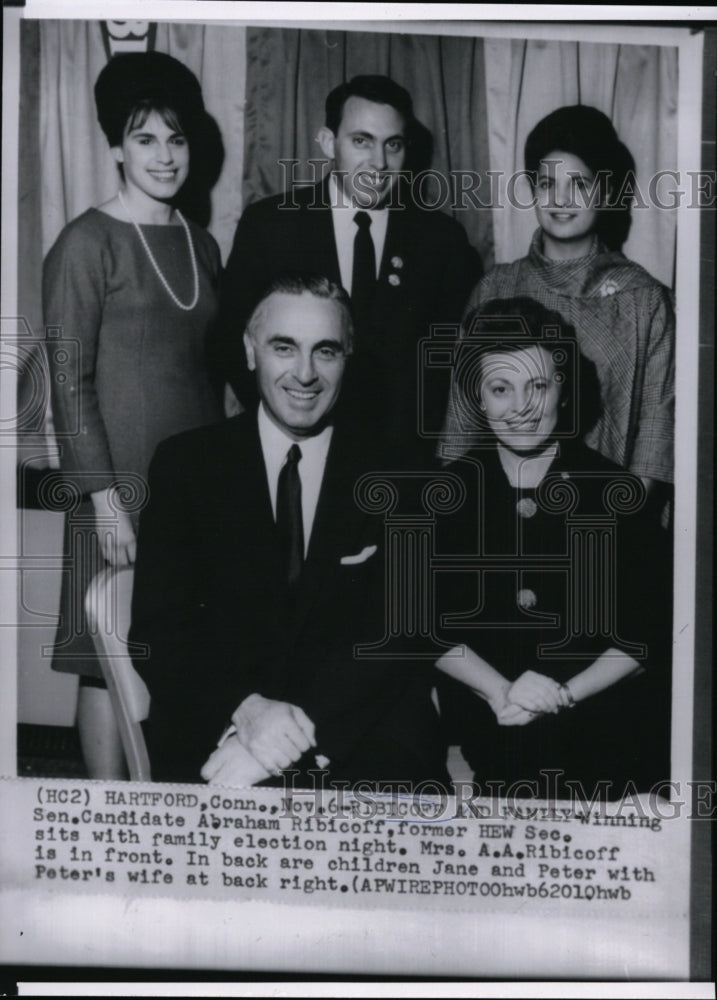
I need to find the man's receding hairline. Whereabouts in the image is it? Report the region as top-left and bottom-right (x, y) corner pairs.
(336, 94), (406, 134)
(246, 290), (352, 347)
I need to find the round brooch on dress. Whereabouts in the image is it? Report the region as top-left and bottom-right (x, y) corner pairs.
(516, 497), (537, 518)
(599, 278), (620, 297)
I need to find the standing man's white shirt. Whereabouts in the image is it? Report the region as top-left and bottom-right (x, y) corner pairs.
(258, 401), (333, 556)
(329, 174), (388, 294)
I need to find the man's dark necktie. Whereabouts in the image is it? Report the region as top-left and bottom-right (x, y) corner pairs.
(351, 210), (376, 334)
(276, 443), (304, 587)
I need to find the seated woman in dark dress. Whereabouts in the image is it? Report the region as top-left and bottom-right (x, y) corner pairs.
(435, 297), (671, 801)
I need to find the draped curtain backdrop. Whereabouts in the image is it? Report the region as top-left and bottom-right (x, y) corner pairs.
(243, 28), (678, 285)
(37, 19), (246, 262)
(18, 19), (246, 466)
(483, 37), (678, 283)
(20, 22), (678, 344)
(17, 21), (679, 465)
(14, 21), (680, 726)
(243, 28), (495, 270)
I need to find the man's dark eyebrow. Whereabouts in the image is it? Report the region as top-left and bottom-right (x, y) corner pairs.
(264, 335), (345, 352)
(313, 338), (346, 353)
(347, 129), (405, 141)
(266, 335), (297, 346)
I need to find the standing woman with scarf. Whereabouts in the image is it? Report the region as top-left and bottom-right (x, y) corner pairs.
(442, 105), (674, 522)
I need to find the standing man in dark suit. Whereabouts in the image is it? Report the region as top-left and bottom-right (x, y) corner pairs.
(215, 75), (481, 454)
(131, 273), (447, 788)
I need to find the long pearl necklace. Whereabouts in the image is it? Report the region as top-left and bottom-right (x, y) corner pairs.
(118, 190), (199, 311)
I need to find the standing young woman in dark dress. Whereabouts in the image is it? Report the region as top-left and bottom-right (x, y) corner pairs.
(43, 52), (223, 777)
(436, 298), (671, 800)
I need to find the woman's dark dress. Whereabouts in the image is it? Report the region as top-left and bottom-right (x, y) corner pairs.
(43, 208), (224, 678)
(437, 443), (671, 798)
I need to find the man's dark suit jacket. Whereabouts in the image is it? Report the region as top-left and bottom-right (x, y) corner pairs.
(129, 409), (447, 786)
(213, 179), (482, 453)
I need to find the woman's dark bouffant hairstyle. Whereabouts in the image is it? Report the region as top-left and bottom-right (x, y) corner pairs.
(454, 297), (601, 440)
(94, 51), (206, 148)
(524, 105), (636, 250)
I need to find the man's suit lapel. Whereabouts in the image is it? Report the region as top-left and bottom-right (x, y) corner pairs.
(220, 413), (282, 591)
(373, 203), (410, 331)
(304, 179), (341, 285)
(291, 422), (371, 636)
(305, 179), (411, 307)
(378, 203), (406, 276)
(220, 413), (369, 640)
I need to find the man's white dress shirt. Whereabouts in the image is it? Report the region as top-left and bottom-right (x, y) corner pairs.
(329, 174), (388, 294)
(258, 402), (333, 556)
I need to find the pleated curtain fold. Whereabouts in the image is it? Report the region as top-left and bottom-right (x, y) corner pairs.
(242, 27), (496, 270)
(18, 22), (678, 466)
(483, 37), (677, 283)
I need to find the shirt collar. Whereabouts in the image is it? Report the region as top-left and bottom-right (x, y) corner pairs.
(329, 172), (389, 216)
(257, 402), (333, 464)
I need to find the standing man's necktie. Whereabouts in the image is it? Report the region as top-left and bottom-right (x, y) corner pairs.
(351, 210), (376, 334)
(276, 443), (304, 587)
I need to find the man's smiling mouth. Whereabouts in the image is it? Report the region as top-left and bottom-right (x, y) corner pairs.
(148, 170), (179, 181)
(285, 388), (320, 400)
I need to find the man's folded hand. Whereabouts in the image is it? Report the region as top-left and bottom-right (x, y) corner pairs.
(200, 735), (271, 787)
(231, 693), (316, 774)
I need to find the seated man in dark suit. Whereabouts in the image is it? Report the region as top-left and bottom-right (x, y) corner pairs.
(130, 273), (447, 788)
(215, 74), (482, 455)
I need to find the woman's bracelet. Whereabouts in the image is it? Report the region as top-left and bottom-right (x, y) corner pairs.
(558, 683), (577, 710)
